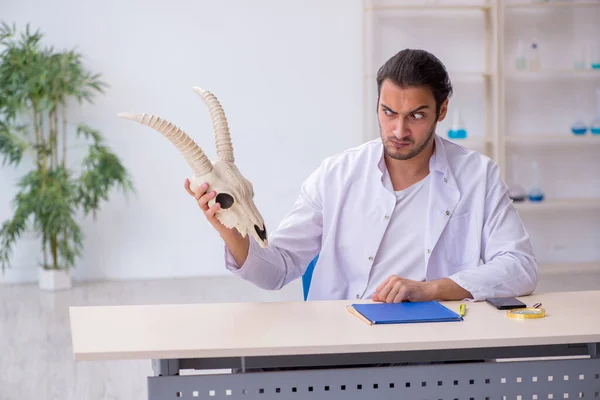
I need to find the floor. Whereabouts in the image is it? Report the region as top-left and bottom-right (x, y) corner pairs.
(1, 270), (599, 400)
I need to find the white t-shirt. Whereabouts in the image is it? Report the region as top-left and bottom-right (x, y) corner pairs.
(363, 173), (430, 298)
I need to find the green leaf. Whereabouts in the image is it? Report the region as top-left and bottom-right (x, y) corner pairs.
(0, 120), (29, 166)
(77, 125), (135, 217)
(0, 169), (37, 272)
(76, 123), (104, 144)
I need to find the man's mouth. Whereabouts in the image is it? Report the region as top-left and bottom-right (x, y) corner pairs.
(390, 139), (412, 148)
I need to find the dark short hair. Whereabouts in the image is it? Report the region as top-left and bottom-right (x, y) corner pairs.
(376, 49), (453, 118)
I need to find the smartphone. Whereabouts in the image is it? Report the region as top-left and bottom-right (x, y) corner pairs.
(486, 297), (527, 310)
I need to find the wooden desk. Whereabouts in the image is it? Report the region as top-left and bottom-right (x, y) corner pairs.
(69, 291), (600, 399)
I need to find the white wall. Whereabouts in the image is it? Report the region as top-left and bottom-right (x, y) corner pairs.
(0, 0), (364, 283)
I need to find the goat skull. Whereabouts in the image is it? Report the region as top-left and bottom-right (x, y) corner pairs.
(118, 87), (268, 248)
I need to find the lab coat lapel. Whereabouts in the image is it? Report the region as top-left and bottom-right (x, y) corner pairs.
(426, 173), (459, 252)
(425, 136), (460, 264)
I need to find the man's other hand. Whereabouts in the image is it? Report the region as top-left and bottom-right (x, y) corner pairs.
(372, 275), (473, 303)
(372, 275), (436, 303)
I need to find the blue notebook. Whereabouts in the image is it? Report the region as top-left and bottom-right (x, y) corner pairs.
(349, 301), (463, 325)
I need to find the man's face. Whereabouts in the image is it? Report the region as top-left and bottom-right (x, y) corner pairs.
(378, 79), (448, 161)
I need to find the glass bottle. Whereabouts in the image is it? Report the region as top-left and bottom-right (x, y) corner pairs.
(516, 40), (527, 71)
(591, 45), (600, 70)
(528, 160), (545, 202)
(508, 156), (527, 202)
(447, 108), (467, 139)
(591, 88), (600, 135)
(571, 92), (588, 135)
(573, 45), (586, 70)
(528, 42), (541, 71)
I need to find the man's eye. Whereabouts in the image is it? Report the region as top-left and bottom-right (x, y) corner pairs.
(412, 113), (424, 120)
(383, 108), (392, 116)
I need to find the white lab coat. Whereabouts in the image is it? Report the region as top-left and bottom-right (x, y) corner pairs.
(225, 134), (538, 301)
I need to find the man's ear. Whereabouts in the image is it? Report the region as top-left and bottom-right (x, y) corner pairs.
(437, 99), (449, 122)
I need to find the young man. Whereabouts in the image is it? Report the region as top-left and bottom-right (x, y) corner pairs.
(185, 49), (538, 303)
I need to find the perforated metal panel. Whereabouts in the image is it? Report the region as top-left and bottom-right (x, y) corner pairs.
(148, 358), (600, 399)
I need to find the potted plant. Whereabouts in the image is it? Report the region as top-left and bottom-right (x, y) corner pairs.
(0, 22), (134, 290)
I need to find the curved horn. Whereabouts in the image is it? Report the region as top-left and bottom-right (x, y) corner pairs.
(192, 87), (234, 163)
(118, 112), (213, 175)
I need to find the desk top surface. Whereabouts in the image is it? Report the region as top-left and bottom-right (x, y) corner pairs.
(69, 290), (600, 361)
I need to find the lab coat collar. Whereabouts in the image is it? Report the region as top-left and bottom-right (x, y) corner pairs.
(432, 133), (459, 191)
(374, 133), (458, 190)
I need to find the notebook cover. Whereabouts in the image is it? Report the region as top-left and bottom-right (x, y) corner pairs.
(351, 301), (463, 324)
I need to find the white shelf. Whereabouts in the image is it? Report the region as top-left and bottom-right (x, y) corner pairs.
(366, 4), (492, 11)
(506, 1), (600, 9)
(365, 71), (492, 80)
(513, 198), (600, 212)
(445, 136), (492, 148)
(505, 69), (600, 80)
(450, 71), (494, 80)
(505, 134), (600, 145)
(539, 262), (600, 275)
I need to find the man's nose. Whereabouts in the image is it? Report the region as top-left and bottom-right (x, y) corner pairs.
(392, 118), (409, 139)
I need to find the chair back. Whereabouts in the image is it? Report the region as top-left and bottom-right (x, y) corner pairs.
(302, 255), (319, 301)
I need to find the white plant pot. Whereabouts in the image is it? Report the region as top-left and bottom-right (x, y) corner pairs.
(38, 267), (72, 291)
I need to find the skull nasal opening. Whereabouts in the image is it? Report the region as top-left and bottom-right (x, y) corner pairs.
(254, 225), (267, 242)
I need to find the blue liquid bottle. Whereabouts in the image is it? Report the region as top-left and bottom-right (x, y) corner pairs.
(571, 93), (588, 135)
(528, 160), (544, 202)
(591, 88), (600, 135)
(447, 108), (467, 139)
(591, 45), (600, 69)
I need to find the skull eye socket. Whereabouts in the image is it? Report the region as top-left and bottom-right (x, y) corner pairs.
(216, 193), (235, 209)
